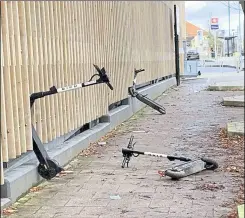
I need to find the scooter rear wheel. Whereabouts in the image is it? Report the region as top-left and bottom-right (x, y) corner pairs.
(38, 159), (63, 180)
(164, 169), (186, 180)
(201, 157), (218, 170)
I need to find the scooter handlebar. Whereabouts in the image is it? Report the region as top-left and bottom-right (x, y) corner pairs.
(93, 64), (114, 90)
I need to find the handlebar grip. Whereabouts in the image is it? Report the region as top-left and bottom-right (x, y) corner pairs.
(30, 86), (57, 102)
(107, 82), (113, 90)
(122, 148), (144, 155)
(30, 92), (46, 101)
(135, 69), (145, 74)
(167, 155), (192, 162)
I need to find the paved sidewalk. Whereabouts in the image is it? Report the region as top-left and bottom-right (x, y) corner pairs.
(4, 79), (244, 218)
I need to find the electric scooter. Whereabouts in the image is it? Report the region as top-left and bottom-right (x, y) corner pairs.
(121, 136), (218, 180)
(30, 64), (113, 180)
(128, 68), (166, 114)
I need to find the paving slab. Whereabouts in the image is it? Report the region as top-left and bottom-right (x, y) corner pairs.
(223, 95), (244, 107)
(227, 122), (244, 137)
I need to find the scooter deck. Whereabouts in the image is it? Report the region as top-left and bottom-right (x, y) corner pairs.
(159, 159), (206, 179)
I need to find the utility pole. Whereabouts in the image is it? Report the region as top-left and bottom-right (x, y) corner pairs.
(228, 1), (231, 57)
(228, 1), (231, 37)
(208, 12), (212, 58)
(238, 2), (241, 54)
(214, 30), (217, 59)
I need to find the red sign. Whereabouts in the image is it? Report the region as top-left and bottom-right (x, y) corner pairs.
(211, 18), (218, 24)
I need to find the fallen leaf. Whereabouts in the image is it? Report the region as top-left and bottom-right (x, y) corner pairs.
(29, 186), (43, 192)
(2, 208), (17, 215)
(60, 170), (74, 174)
(196, 183), (225, 191)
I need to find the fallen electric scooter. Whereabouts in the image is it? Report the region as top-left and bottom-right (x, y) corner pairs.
(121, 136), (218, 180)
(128, 68), (166, 114)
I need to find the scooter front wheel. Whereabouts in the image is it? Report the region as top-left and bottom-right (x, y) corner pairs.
(136, 94), (166, 114)
(156, 107), (166, 114)
(128, 87), (137, 97)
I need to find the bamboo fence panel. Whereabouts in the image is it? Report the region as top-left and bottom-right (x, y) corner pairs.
(1, 1), (185, 184)
(2, 2), (16, 159)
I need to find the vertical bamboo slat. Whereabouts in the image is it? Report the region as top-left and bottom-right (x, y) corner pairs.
(67, 2), (75, 131)
(0, 146), (4, 185)
(1, 30), (9, 163)
(30, 2), (42, 139)
(49, 2), (60, 138)
(0, 38), (5, 187)
(65, 2), (71, 131)
(85, 2), (93, 123)
(71, 2), (78, 129)
(35, 2), (48, 143)
(55, 2), (65, 136)
(24, 2), (34, 99)
(82, 2), (89, 123)
(25, 2), (35, 129)
(39, 2), (52, 142)
(77, 3), (86, 125)
(11, 2), (27, 154)
(18, 2), (33, 150)
(44, 1), (56, 139)
(60, 2), (69, 133)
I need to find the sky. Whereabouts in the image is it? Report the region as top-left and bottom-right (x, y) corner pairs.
(185, 1), (244, 37)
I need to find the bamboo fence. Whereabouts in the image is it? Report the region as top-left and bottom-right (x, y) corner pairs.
(0, 1), (185, 185)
